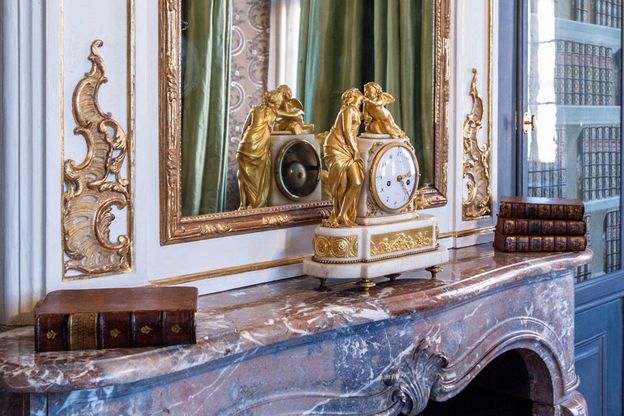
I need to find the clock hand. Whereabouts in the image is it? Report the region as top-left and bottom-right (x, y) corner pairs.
(399, 180), (410, 197)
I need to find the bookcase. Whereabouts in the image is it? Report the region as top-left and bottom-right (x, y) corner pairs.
(527, 0), (622, 282)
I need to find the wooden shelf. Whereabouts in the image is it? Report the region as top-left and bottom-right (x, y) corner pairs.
(585, 196), (620, 214)
(554, 18), (621, 50)
(526, 105), (620, 125)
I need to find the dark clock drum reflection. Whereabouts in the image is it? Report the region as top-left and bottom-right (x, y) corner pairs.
(275, 140), (321, 200)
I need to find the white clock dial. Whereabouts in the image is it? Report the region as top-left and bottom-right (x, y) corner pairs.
(370, 143), (419, 213)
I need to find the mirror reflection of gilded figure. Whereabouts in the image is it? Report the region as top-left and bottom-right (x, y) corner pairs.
(237, 90), (302, 210)
(315, 131), (332, 201)
(323, 88), (365, 227)
(362, 82), (406, 138)
(273, 85), (314, 134)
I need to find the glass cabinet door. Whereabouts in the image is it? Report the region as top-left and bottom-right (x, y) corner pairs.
(522, 0), (622, 282)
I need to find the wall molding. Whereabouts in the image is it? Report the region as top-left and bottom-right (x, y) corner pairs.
(1, 0), (46, 324)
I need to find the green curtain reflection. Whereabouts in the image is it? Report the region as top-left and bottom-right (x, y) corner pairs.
(181, 0), (232, 215)
(298, 0), (434, 184)
(298, 0), (364, 133)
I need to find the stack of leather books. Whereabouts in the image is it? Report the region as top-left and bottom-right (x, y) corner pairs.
(34, 287), (197, 352)
(494, 196), (587, 252)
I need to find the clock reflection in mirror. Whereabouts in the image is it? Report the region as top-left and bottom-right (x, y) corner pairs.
(179, 0), (435, 215)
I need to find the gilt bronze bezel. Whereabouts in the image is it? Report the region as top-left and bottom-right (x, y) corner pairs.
(369, 141), (420, 214)
(158, 0), (450, 244)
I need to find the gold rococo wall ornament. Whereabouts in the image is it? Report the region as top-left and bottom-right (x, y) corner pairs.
(62, 40), (134, 279)
(461, 68), (492, 220)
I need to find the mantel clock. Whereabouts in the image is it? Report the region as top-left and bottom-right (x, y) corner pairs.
(303, 83), (449, 290)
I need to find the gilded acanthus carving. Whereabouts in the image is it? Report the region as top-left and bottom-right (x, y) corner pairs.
(262, 214), (292, 227)
(462, 68), (492, 220)
(370, 227), (434, 257)
(63, 40), (133, 277)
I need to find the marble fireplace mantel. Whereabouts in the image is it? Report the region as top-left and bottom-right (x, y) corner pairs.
(0, 244), (590, 415)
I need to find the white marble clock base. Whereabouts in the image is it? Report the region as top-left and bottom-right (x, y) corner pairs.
(303, 244), (449, 281)
(304, 213), (449, 289)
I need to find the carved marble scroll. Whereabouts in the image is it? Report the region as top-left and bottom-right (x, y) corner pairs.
(63, 40), (133, 277)
(462, 68), (492, 220)
(382, 342), (448, 415)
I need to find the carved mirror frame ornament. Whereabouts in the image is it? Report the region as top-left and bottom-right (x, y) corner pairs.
(159, 0), (450, 244)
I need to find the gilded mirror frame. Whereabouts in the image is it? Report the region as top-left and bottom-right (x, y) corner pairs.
(159, 0), (450, 244)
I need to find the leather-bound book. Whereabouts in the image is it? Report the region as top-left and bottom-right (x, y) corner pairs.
(498, 196), (584, 220)
(494, 233), (587, 253)
(35, 287), (197, 352)
(496, 218), (587, 236)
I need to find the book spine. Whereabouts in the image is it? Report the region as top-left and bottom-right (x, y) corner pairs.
(606, 47), (614, 105)
(98, 312), (131, 349)
(597, 0), (604, 25)
(494, 234), (587, 252)
(68, 312), (98, 350)
(35, 314), (68, 352)
(583, 0), (590, 21)
(163, 311), (196, 346)
(586, 44), (594, 105)
(496, 218), (587, 236)
(132, 311), (163, 348)
(607, 0), (613, 26)
(36, 310), (196, 352)
(565, 41), (573, 105)
(579, 43), (586, 105)
(572, 42), (581, 105)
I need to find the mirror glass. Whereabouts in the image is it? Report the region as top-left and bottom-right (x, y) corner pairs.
(180, 0), (434, 215)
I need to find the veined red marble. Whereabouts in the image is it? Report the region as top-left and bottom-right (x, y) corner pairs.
(0, 244), (591, 415)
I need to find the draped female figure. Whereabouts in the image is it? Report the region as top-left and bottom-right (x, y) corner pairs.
(237, 90), (301, 209)
(323, 88), (365, 227)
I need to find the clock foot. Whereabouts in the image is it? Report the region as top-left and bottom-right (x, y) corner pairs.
(316, 278), (331, 292)
(385, 273), (401, 282)
(426, 265), (443, 280)
(357, 278), (376, 291)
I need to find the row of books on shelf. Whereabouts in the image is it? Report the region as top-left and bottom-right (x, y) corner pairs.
(579, 126), (622, 200)
(551, 0), (623, 28)
(527, 125), (621, 202)
(574, 0), (623, 28)
(548, 40), (616, 106)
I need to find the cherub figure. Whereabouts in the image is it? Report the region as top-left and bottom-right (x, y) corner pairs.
(362, 82), (406, 138)
(273, 85), (315, 134)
